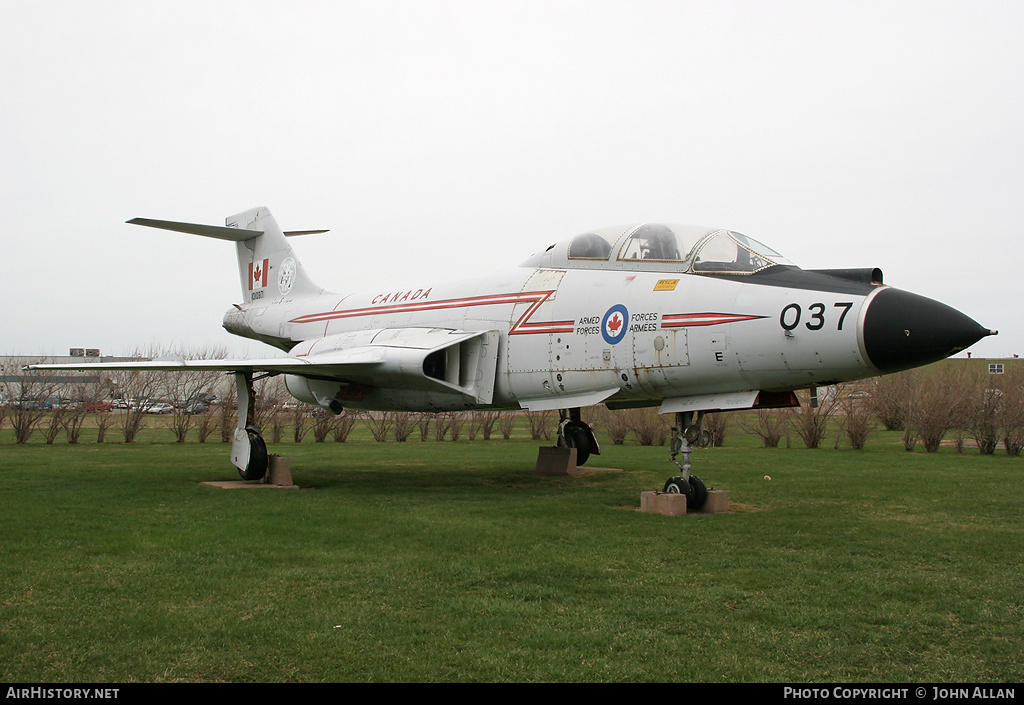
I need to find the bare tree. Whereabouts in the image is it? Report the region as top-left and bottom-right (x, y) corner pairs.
(109, 367), (158, 443)
(42, 405), (66, 445)
(432, 412), (452, 441)
(392, 412), (417, 442)
(219, 382), (237, 443)
(476, 410), (502, 440)
(332, 410), (361, 442)
(291, 403), (310, 443)
(789, 387), (841, 449)
(102, 347), (167, 444)
(94, 387), (116, 443)
(194, 411), (218, 443)
(702, 412), (730, 448)
(742, 409), (788, 448)
(870, 370), (920, 431)
(497, 411), (517, 440)
(592, 406), (630, 445)
(311, 411), (337, 442)
(64, 378), (108, 444)
(622, 407), (668, 446)
(155, 346), (228, 443)
(907, 368), (964, 453)
(366, 412), (394, 442)
(958, 368), (1002, 455)
(447, 411), (467, 441)
(525, 410), (554, 440)
(416, 413), (432, 441)
(3, 361), (59, 444)
(837, 388), (877, 450)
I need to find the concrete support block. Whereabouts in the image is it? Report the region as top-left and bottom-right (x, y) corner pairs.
(699, 489), (730, 514)
(267, 455), (294, 487)
(640, 491), (687, 516)
(533, 446), (578, 475)
(639, 489), (730, 516)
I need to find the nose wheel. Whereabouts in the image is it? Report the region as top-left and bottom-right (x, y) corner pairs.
(663, 474), (707, 509)
(665, 411), (708, 509)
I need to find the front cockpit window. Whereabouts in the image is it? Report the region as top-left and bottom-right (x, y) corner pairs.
(690, 230), (790, 273)
(568, 232), (613, 260)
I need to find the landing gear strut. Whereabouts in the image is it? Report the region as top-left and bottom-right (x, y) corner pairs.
(557, 408), (600, 466)
(663, 410), (708, 509)
(230, 371), (268, 481)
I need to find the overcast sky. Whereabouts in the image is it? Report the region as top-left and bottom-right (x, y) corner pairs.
(3, 0), (1021, 361)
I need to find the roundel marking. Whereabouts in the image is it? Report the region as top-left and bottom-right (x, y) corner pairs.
(601, 304), (629, 345)
(278, 257), (297, 296)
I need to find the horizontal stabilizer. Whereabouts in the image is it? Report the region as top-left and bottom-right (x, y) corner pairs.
(24, 326), (501, 407)
(127, 217), (263, 242)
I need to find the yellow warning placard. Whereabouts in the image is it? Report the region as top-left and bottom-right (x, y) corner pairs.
(654, 279), (679, 291)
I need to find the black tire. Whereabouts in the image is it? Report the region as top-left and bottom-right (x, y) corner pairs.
(663, 475), (707, 509)
(563, 421), (592, 466)
(663, 476), (690, 495)
(688, 475), (708, 509)
(238, 429), (268, 481)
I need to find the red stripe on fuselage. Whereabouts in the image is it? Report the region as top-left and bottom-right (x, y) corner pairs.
(661, 313), (765, 328)
(289, 290), (574, 335)
(289, 293), (761, 335)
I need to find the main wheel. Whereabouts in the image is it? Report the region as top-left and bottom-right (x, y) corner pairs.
(562, 420), (592, 466)
(238, 429), (269, 481)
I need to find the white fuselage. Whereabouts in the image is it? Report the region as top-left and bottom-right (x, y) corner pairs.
(226, 264), (878, 413)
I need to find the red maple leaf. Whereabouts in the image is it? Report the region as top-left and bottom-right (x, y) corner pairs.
(608, 313), (622, 333)
(254, 265), (262, 282)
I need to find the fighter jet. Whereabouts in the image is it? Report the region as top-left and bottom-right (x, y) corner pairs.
(28, 207), (995, 507)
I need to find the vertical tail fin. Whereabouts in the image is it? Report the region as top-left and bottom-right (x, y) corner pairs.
(226, 207), (322, 304)
(128, 207), (324, 305)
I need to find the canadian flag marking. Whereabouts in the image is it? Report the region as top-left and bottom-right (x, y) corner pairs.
(249, 258), (269, 291)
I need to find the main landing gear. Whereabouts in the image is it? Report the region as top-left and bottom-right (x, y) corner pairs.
(663, 410), (709, 509)
(230, 371), (269, 481)
(557, 408), (600, 466)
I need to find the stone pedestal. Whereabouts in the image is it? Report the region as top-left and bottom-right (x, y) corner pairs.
(268, 455), (293, 487)
(639, 489), (730, 516)
(640, 491), (688, 516)
(533, 446), (578, 475)
(699, 489), (730, 514)
(532, 447), (623, 476)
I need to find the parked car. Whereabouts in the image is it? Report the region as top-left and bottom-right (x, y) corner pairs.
(144, 402), (174, 414)
(184, 401), (210, 414)
(84, 401), (112, 412)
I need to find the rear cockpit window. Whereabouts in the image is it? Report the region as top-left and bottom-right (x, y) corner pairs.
(568, 232), (612, 260)
(691, 231), (789, 273)
(617, 224), (687, 262)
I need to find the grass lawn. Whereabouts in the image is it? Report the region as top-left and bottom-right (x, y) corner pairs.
(1, 421), (1021, 682)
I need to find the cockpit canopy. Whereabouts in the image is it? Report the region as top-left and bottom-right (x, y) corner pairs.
(522, 223), (794, 274)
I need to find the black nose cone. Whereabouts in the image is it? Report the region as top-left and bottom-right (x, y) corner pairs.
(863, 288), (994, 374)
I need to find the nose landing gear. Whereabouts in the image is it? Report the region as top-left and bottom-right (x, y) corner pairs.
(663, 410), (708, 509)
